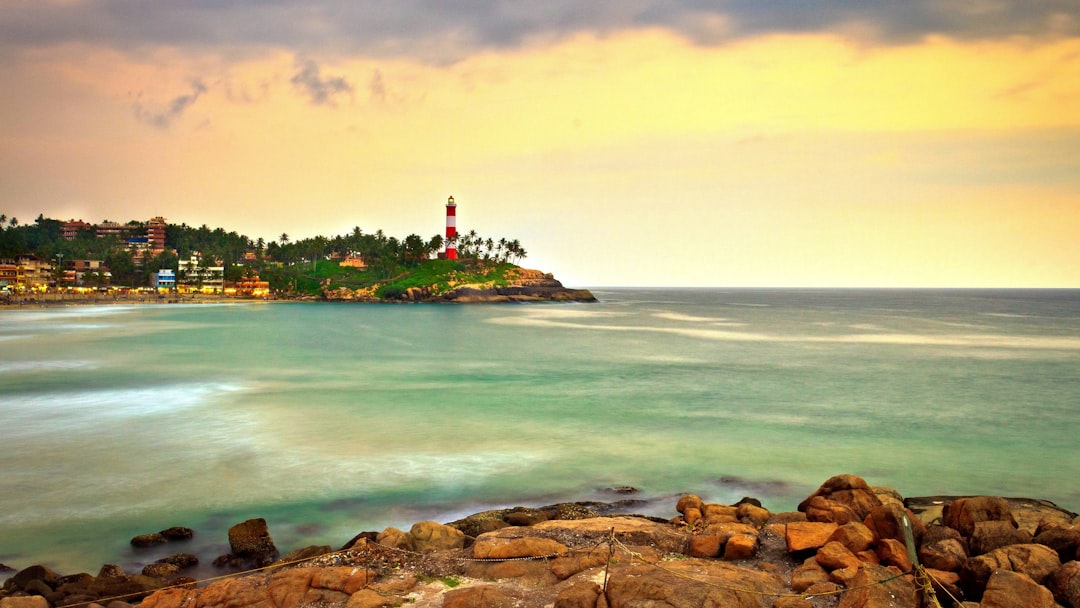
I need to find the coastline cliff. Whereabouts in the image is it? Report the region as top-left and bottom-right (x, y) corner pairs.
(320, 267), (596, 303)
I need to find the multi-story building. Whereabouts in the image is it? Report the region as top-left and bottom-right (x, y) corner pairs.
(13, 254), (52, 291)
(61, 220), (93, 241)
(225, 275), (270, 297)
(147, 217), (167, 253)
(68, 260), (109, 286)
(0, 260), (17, 292)
(151, 269), (176, 291)
(177, 255), (224, 293)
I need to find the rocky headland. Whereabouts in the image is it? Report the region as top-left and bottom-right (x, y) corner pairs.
(3, 474), (1080, 608)
(320, 268), (597, 303)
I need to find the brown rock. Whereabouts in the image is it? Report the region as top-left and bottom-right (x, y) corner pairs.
(724, 534), (758, 560)
(684, 506), (703, 525)
(923, 567), (962, 603)
(827, 522), (875, 554)
(737, 503), (771, 526)
(816, 542), (863, 571)
(550, 546), (612, 580)
(0, 598), (50, 608)
(874, 538), (913, 573)
(863, 503), (925, 545)
(1047, 560), (1080, 608)
(227, 518), (279, 566)
(676, 494), (704, 515)
(918, 537), (967, 572)
(531, 516), (689, 555)
(970, 519), (1031, 556)
(130, 533), (168, 547)
(410, 521), (465, 552)
(943, 496), (1016, 537)
(782, 522), (839, 552)
(798, 474), (883, 521)
(554, 581), (603, 608)
(836, 563), (917, 608)
(472, 535), (568, 559)
(140, 563), (180, 579)
(803, 496), (860, 525)
(979, 570), (1055, 608)
(443, 584), (517, 608)
(791, 557), (831, 593)
(773, 597), (814, 608)
(502, 507), (548, 527)
(605, 559), (784, 608)
(1034, 523), (1080, 562)
(689, 535), (722, 558)
(376, 527), (414, 551)
(703, 503), (739, 523)
(960, 543), (1061, 596)
(871, 486), (905, 509)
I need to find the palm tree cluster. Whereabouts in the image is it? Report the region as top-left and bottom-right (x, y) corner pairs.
(454, 230), (526, 264)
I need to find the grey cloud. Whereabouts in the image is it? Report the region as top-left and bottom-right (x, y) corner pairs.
(3, 1), (1078, 63)
(134, 79), (208, 129)
(291, 58), (353, 106)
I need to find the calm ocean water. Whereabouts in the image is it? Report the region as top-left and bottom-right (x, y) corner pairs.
(1, 288), (1078, 577)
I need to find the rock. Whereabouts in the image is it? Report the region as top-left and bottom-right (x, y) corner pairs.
(1034, 523), (1080, 562)
(0, 597), (50, 608)
(376, 527), (414, 551)
(156, 553), (199, 569)
(874, 538), (913, 573)
(97, 564), (125, 578)
(776, 521), (838, 552)
(502, 507), (548, 527)
(791, 556), (831, 593)
(924, 567), (963, 603)
(227, 518), (279, 566)
(6, 565), (59, 591)
(862, 503), (925, 545)
(919, 537), (967, 572)
(409, 521), (465, 552)
(472, 535), (568, 559)
(802, 495), (861, 525)
(605, 559), (785, 608)
(737, 502), (771, 526)
(798, 474), (883, 521)
(816, 542), (863, 571)
(703, 503), (739, 524)
(943, 496), (1016, 537)
(871, 486), (906, 509)
(979, 570), (1055, 608)
(443, 584), (518, 608)
(159, 527), (194, 541)
(130, 533), (168, 547)
(960, 543), (1061, 597)
(724, 533), (758, 560)
(773, 597), (814, 608)
(827, 522), (875, 554)
(969, 519), (1031, 556)
(141, 563), (181, 579)
(1047, 561), (1080, 607)
(836, 563), (917, 608)
(550, 546), (612, 580)
(278, 545), (333, 564)
(531, 516), (690, 555)
(676, 494), (705, 515)
(688, 535), (722, 558)
(553, 581), (603, 608)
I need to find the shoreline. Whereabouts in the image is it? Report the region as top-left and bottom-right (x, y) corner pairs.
(3, 476), (1078, 607)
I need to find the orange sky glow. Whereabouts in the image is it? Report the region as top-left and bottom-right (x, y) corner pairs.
(1, 3), (1078, 286)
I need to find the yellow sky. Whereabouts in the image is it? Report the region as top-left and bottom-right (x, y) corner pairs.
(2, 27), (1079, 286)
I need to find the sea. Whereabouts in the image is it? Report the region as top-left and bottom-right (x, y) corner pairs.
(1, 288), (1078, 579)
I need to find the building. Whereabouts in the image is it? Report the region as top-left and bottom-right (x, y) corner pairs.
(176, 255), (224, 293)
(147, 217), (167, 253)
(340, 253), (366, 269)
(61, 220), (93, 241)
(151, 269), (176, 291)
(96, 221), (137, 239)
(68, 260), (109, 286)
(0, 260), (16, 292)
(225, 275), (270, 297)
(15, 254), (52, 291)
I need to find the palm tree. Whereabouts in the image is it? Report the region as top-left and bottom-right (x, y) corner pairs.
(279, 233), (289, 246)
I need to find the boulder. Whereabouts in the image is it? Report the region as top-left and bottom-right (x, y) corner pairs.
(724, 533), (758, 560)
(703, 503), (739, 524)
(802, 496), (861, 525)
(777, 521), (838, 552)
(736, 502), (771, 526)
(816, 542), (862, 571)
(156, 553), (199, 570)
(943, 496), (1016, 537)
(409, 521), (465, 552)
(978, 570), (1055, 608)
(130, 533), (168, 547)
(688, 535), (722, 558)
(6, 565), (59, 591)
(550, 545), (613, 580)
(918, 537), (967, 572)
(227, 518), (279, 567)
(443, 584), (518, 608)
(798, 475), (883, 521)
(676, 494), (705, 515)
(791, 557), (831, 593)
(531, 516), (689, 555)
(0, 597), (50, 608)
(277, 545), (332, 564)
(502, 507), (548, 527)
(827, 522), (875, 554)
(472, 535), (567, 559)
(836, 563), (917, 608)
(159, 526), (194, 541)
(969, 519), (1031, 556)
(141, 563), (181, 579)
(863, 503), (925, 545)
(553, 581), (603, 608)
(605, 559), (785, 608)
(874, 538), (913, 573)
(1047, 560), (1080, 608)
(960, 543), (1061, 597)
(376, 527), (414, 551)
(1034, 523), (1080, 562)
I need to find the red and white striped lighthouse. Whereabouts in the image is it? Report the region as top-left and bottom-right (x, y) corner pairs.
(444, 195), (457, 260)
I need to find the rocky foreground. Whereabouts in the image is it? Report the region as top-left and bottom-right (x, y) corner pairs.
(3, 474), (1080, 608)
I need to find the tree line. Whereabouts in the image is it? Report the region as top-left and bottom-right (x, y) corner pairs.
(0, 214), (525, 289)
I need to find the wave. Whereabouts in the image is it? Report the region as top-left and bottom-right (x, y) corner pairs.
(0, 360), (97, 374)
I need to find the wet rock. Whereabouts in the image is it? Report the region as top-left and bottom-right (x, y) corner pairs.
(130, 533), (168, 548)
(159, 527), (194, 541)
(155, 553), (198, 570)
(227, 518), (279, 568)
(5, 565), (59, 592)
(141, 563), (180, 579)
(501, 507), (548, 527)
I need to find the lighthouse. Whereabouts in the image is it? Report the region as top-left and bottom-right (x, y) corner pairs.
(444, 195), (457, 260)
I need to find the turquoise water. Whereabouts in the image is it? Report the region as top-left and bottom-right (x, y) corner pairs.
(1, 289), (1078, 576)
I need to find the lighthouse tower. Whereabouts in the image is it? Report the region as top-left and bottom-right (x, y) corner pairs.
(444, 195), (457, 260)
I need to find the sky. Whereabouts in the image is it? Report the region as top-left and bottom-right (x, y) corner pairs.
(2, 1), (1079, 287)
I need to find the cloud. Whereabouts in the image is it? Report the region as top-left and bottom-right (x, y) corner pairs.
(2, 1), (1077, 64)
(290, 57), (353, 106)
(369, 69), (386, 104)
(134, 79), (207, 129)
